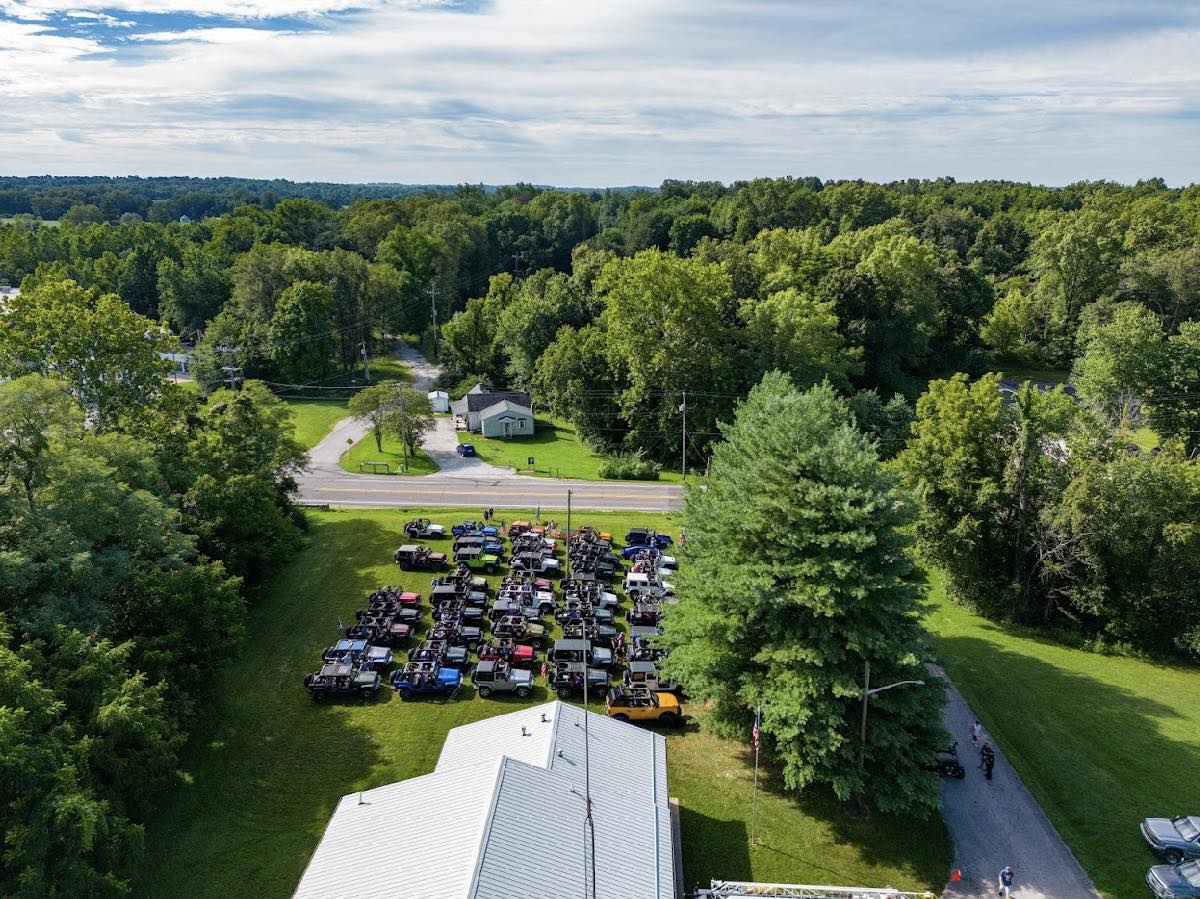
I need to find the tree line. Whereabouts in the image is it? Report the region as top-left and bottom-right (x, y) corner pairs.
(0, 282), (307, 896)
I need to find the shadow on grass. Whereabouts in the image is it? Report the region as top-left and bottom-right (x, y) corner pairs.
(680, 806), (751, 892)
(937, 634), (1198, 899)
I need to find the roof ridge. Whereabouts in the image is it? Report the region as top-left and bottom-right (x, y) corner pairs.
(465, 755), (509, 899)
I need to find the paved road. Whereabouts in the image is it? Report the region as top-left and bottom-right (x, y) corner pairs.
(297, 342), (684, 512)
(934, 665), (1100, 899)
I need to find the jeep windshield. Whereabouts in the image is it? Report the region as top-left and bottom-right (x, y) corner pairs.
(1178, 818), (1200, 842)
(1180, 861), (1200, 888)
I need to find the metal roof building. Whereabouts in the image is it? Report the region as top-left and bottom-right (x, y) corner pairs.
(294, 701), (674, 899)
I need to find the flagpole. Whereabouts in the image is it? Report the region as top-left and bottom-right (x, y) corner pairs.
(750, 706), (761, 845)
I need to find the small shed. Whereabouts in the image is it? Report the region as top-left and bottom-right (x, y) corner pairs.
(428, 390), (450, 413)
(478, 399), (534, 439)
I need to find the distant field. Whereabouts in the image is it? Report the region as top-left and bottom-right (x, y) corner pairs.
(925, 572), (1200, 898)
(140, 507), (948, 899)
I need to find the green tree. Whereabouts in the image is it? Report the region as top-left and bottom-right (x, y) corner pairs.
(598, 249), (738, 465)
(662, 374), (946, 814)
(739, 288), (862, 390)
(0, 279), (174, 431)
(268, 280), (335, 383)
(349, 380), (402, 453)
(899, 374), (1075, 622)
(383, 387), (435, 466)
(441, 295), (504, 381)
(1072, 302), (1167, 426)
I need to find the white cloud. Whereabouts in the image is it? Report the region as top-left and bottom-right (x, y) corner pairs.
(1, 0), (1199, 184)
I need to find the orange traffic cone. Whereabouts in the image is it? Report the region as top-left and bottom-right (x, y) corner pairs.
(951, 868), (962, 882)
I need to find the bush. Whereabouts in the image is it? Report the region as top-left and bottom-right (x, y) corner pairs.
(599, 454), (661, 480)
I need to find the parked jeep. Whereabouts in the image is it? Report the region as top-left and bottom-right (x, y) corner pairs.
(560, 619), (618, 646)
(454, 546), (500, 573)
(472, 660), (535, 698)
(426, 621), (483, 650)
(478, 639), (537, 668)
(605, 684), (683, 725)
(394, 544), (448, 571)
(510, 552), (561, 575)
(304, 662), (381, 700)
(404, 518), (446, 539)
(408, 640), (470, 668)
(548, 662), (610, 699)
(623, 660), (682, 695)
(391, 663), (462, 700)
(548, 638), (613, 669)
(490, 615), (545, 646)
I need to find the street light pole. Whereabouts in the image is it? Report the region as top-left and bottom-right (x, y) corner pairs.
(858, 659), (926, 777)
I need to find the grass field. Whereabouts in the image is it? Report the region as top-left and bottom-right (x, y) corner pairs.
(339, 435), (439, 475)
(925, 572), (1200, 898)
(140, 507), (948, 898)
(466, 416), (684, 483)
(287, 398), (350, 449)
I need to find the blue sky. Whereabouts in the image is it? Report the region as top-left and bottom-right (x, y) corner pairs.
(2, 0), (1199, 185)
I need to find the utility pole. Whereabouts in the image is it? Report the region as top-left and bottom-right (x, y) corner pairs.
(679, 389), (688, 479)
(858, 660), (926, 795)
(428, 283), (439, 359)
(361, 338), (370, 382)
(398, 384), (408, 471)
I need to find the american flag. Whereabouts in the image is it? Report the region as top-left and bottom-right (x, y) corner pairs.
(540, 660), (548, 680)
(752, 709), (761, 753)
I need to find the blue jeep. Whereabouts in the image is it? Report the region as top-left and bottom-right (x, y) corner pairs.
(391, 663), (462, 700)
(456, 443), (477, 457)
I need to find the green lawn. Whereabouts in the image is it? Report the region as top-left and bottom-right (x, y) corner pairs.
(925, 572), (1200, 898)
(287, 398), (350, 449)
(339, 435), (440, 475)
(466, 416), (684, 483)
(140, 507), (947, 899)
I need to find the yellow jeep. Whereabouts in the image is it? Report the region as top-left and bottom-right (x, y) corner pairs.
(605, 685), (683, 726)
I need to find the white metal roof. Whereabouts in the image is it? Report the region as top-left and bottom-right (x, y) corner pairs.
(293, 758), (501, 899)
(296, 701), (673, 899)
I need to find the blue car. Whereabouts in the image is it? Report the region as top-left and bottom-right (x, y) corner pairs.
(391, 663), (462, 700)
(456, 443), (476, 457)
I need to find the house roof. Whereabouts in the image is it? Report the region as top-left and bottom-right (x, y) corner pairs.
(451, 386), (532, 415)
(478, 399), (533, 420)
(296, 701), (672, 899)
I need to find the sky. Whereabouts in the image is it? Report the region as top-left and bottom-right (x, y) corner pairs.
(2, 0), (1199, 186)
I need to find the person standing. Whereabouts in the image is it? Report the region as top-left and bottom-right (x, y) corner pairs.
(981, 742), (996, 780)
(997, 865), (1014, 897)
(970, 719), (983, 751)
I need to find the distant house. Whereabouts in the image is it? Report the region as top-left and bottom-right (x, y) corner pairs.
(427, 389), (450, 413)
(451, 383), (534, 435)
(178, 215), (191, 225)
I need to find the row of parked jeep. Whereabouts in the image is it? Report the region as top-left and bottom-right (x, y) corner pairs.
(301, 520), (687, 723)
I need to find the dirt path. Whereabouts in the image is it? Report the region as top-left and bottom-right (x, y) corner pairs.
(934, 665), (1101, 899)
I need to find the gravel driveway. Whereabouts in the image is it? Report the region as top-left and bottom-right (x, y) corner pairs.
(934, 665), (1101, 899)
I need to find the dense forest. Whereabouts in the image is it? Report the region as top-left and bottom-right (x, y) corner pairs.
(2, 173), (1200, 893)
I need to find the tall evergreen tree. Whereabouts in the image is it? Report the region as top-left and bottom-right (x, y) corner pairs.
(662, 373), (946, 814)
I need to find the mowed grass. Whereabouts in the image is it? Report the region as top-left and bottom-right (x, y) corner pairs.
(466, 416), (684, 482)
(340, 435), (440, 475)
(140, 507), (948, 898)
(286, 398), (350, 449)
(924, 572), (1200, 898)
